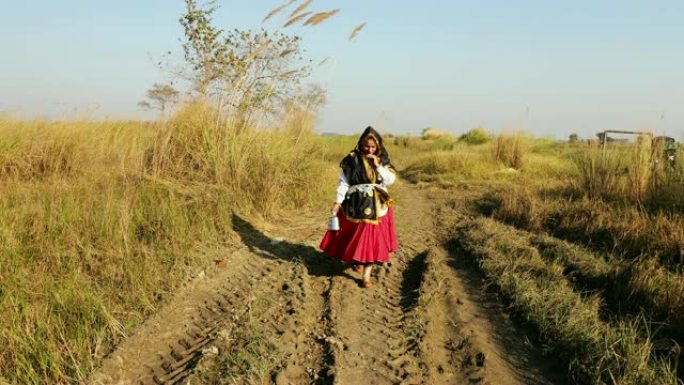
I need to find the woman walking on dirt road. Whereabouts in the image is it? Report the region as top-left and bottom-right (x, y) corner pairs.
(320, 126), (398, 288)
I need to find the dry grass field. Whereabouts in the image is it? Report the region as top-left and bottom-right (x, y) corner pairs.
(0, 103), (332, 384)
(1, 115), (683, 385)
(6, 0), (682, 384)
(401, 132), (684, 384)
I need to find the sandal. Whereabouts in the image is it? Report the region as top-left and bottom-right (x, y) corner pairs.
(354, 265), (364, 273)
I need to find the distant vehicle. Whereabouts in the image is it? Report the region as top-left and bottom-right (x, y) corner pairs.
(652, 136), (677, 164)
(595, 130), (678, 166)
(596, 130), (649, 146)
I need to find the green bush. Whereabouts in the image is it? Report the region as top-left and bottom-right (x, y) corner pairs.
(459, 127), (491, 145)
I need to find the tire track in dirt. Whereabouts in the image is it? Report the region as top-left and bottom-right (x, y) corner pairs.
(185, 262), (333, 385)
(91, 238), (332, 385)
(325, 182), (434, 385)
(266, 260), (333, 385)
(428, 188), (569, 385)
(91, 183), (569, 385)
(184, 216), (339, 385)
(91, 248), (285, 385)
(326, 183), (567, 385)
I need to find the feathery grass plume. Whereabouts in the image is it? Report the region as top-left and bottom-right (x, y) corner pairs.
(289, 0), (314, 17)
(303, 9), (340, 26)
(262, 0), (296, 22)
(318, 57), (330, 67)
(279, 48), (296, 57)
(348, 22), (366, 41)
(283, 11), (312, 28)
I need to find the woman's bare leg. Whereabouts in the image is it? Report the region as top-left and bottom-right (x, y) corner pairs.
(362, 264), (373, 287)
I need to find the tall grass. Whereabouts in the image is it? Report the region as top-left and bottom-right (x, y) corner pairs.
(150, 102), (328, 215)
(401, 148), (498, 184)
(487, 189), (684, 269)
(0, 103), (329, 384)
(573, 142), (651, 203)
(456, 217), (680, 385)
(573, 140), (684, 208)
(530, 234), (684, 346)
(494, 131), (529, 169)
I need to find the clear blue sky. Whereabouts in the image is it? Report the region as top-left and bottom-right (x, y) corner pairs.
(2, 1), (683, 139)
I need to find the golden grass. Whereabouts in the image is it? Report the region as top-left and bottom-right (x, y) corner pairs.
(404, 134), (684, 382)
(0, 103), (330, 384)
(530, 233), (684, 347)
(494, 131), (530, 169)
(402, 149), (498, 184)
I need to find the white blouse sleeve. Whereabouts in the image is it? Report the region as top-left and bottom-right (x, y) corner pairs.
(335, 170), (349, 204)
(377, 165), (396, 186)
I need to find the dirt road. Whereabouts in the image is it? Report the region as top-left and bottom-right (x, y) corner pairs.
(91, 182), (567, 385)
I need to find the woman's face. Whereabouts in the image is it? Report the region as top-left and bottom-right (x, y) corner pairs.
(362, 138), (377, 155)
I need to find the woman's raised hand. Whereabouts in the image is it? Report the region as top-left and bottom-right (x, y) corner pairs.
(366, 154), (381, 167)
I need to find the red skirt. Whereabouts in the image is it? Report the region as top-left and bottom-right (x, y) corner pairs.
(319, 206), (398, 264)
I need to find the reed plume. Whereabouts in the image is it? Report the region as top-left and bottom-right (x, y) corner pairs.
(304, 9), (340, 26)
(289, 0), (314, 18)
(283, 11), (312, 28)
(263, 0), (296, 22)
(348, 22), (366, 41)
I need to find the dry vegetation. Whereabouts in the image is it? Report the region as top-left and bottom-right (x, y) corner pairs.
(0, 104), (333, 384)
(457, 218), (678, 385)
(1, 0), (351, 381)
(3, 112), (683, 385)
(396, 130), (684, 384)
(5, 0), (683, 382)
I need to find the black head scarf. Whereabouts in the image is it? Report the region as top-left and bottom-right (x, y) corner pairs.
(340, 126), (395, 185)
(354, 126), (393, 167)
(338, 127), (395, 222)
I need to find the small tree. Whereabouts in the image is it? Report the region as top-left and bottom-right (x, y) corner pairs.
(569, 133), (579, 143)
(179, 0), (315, 122)
(139, 83), (180, 113)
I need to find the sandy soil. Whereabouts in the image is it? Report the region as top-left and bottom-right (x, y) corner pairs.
(90, 182), (568, 385)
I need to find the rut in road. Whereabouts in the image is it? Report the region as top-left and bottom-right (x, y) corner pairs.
(90, 182), (568, 385)
(324, 182), (433, 385)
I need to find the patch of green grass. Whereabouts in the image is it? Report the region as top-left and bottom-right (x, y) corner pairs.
(530, 234), (684, 348)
